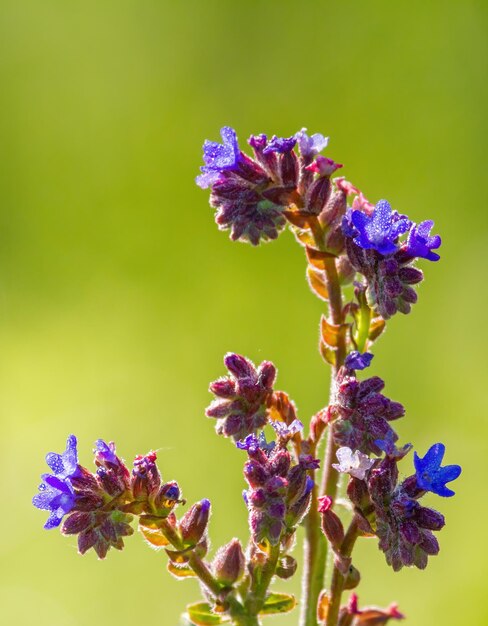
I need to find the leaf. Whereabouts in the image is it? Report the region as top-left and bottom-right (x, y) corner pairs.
(139, 525), (170, 548)
(307, 265), (329, 301)
(368, 316), (386, 342)
(283, 210), (312, 228)
(317, 590), (330, 622)
(186, 602), (230, 625)
(259, 592), (296, 615)
(293, 228), (315, 248)
(320, 316), (342, 348)
(166, 547), (191, 564)
(305, 246), (336, 270)
(319, 340), (336, 366)
(167, 561), (197, 579)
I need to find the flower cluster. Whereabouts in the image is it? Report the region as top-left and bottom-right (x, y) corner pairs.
(206, 352), (277, 440)
(330, 364), (405, 456)
(197, 126), (341, 245)
(342, 199), (441, 319)
(347, 443), (461, 571)
(33, 436), (183, 558)
(32, 125), (460, 626)
(239, 429), (318, 546)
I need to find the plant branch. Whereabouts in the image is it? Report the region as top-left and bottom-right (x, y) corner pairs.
(300, 217), (348, 626)
(325, 519), (360, 626)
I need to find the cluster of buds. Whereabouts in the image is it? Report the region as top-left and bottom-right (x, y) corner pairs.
(33, 435), (183, 558)
(196, 126), (343, 246)
(206, 352), (277, 440)
(330, 360), (405, 456)
(346, 442), (460, 571)
(239, 426), (318, 546)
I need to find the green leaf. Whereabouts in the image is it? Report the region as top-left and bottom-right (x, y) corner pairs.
(167, 561), (197, 579)
(186, 602), (230, 625)
(259, 593), (297, 615)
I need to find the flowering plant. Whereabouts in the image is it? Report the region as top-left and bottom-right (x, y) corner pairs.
(33, 126), (461, 626)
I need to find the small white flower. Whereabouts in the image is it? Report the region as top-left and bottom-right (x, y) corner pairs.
(332, 446), (375, 480)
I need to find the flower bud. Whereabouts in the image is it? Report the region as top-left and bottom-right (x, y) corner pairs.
(306, 176), (332, 215)
(131, 452), (161, 501)
(212, 538), (245, 586)
(343, 563), (361, 590)
(279, 150), (299, 187)
(319, 500), (345, 550)
(180, 499), (211, 546)
(276, 554), (297, 579)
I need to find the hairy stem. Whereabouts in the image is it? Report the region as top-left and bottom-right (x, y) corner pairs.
(325, 520), (360, 626)
(245, 542), (281, 617)
(159, 519), (253, 624)
(301, 218), (348, 626)
(188, 552), (224, 597)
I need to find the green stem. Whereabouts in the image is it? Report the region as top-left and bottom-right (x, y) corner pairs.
(301, 482), (327, 626)
(325, 520), (360, 626)
(300, 220), (347, 626)
(245, 542), (281, 617)
(159, 519), (252, 624)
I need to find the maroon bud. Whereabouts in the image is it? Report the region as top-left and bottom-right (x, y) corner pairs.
(419, 531), (440, 555)
(347, 477), (370, 508)
(401, 286), (418, 304)
(306, 176), (332, 215)
(73, 493), (104, 512)
(414, 507), (445, 530)
(70, 466), (99, 492)
(180, 499), (211, 546)
(62, 512), (92, 535)
(236, 152), (270, 185)
(398, 266), (423, 284)
(269, 450), (291, 478)
(244, 461), (268, 488)
(279, 151), (299, 187)
(131, 452), (161, 500)
(257, 361), (277, 389)
(224, 353), (255, 379)
(212, 538), (245, 586)
(209, 378), (236, 398)
(400, 521), (421, 545)
(78, 528), (98, 555)
(206, 400), (232, 418)
(320, 507), (345, 550)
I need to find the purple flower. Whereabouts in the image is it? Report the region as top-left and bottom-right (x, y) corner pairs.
(349, 200), (412, 256)
(196, 126), (241, 189)
(270, 418), (304, 439)
(237, 432), (276, 455)
(406, 220), (441, 262)
(94, 440), (118, 466)
(33, 475), (77, 529)
(414, 443), (461, 497)
(262, 135), (297, 154)
(295, 128), (328, 157)
(332, 446), (375, 480)
(44, 434), (79, 480)
(345, 351), (374, 371)
(33, 435), (81, 529)
(375, 432), (412, 459)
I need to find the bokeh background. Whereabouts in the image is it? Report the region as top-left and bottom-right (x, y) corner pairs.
(0, 1), (486, 625)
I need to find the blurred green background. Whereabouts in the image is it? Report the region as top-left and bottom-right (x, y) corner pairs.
(0, 1), (486, 624)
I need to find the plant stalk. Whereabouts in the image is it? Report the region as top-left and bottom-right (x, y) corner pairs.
(301, 218), (348, 626)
